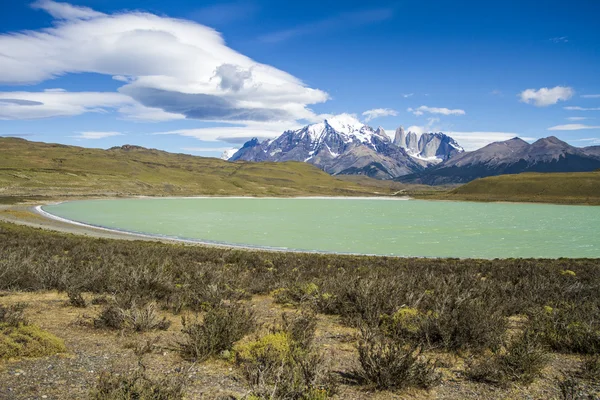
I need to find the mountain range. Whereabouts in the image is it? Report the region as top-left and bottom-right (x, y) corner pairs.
(398, 136), (600, 185)
(228, 116), (600, 185)
(230, 115), (463, 180)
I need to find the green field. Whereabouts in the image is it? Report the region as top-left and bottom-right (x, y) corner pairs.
(434, 171), (600, 205)
(0, 138), (389, 198)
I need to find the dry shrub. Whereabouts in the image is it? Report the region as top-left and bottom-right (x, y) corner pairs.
(90, 364), (186, 400)
(177, 301), (256, 361)
(67, 290), (87, 308)
(530, 302), (600, 354)
(466, 330), (549, 386)
(235, 313), (337, 399)
(354, 326), (440, 391)
(94, 301), (170, 332)
(0, 303), (28, 326)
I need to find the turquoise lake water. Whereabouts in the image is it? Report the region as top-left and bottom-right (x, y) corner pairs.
(42, 198), (600, 258)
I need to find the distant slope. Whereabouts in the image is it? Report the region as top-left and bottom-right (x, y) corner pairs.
(438, 171), (600, 205)
(398, 137), (600, 185)
(0, 138), (384, 197)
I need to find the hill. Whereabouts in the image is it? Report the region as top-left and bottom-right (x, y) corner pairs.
(433, 171), (600, 205)
(399, 136), (600, 185)
(0, 137), (387, 198)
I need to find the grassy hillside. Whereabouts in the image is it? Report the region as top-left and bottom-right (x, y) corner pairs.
(0, 137), (388, 198)
(436, 171), (600, 205)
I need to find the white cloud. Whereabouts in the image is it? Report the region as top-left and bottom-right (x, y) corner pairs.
(519, 86), (574, 107)
(259, 8), (394, 43)
(0, 1), (329, 124)
(402, 93), (413, 98)
(362, 108), (398, 122)
(548, 124), (600, 131)
(446, 132), (535, 151)
(567, 117), (589, 121)
(550, 36), (568, 43)
(574, 138), (600, 145)
(407, 106), (465, 116)
(0, 91), (131, 120)
(73, 131), (123, 139)
(153, 120), (298, 144)
(581, 94), (600, 99)
(182, 146), (237, 152)
(31, 0), (105, 20)
(565, 106), (600, 111)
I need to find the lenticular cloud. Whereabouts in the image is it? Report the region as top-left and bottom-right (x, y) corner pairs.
(0, 0), (328, 124)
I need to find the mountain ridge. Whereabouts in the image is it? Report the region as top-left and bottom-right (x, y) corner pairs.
(399, 136), (600, 185)
(230, 115), (464, 179)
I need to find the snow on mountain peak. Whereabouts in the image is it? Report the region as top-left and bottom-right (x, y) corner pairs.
(324, 113), (365, 134)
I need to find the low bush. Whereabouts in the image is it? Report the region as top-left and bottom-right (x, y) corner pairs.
(0, 323), (66, 359)
(67, 290), (87, 308)
(466, 331), (549, 386)
(530, 302), (600, 354)
(235, 313), (337, 399)
(354, 326), (440, 391)
(89, 364), (187, 400)
(177, 301), (256, 361)
(94, 301), (170, 332)
(0, 303), (28, 326)
(577, 355), (600, 383)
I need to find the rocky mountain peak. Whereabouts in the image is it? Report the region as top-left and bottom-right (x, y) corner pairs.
(228, 116), (464, 179)
(323, 113), (365, 134)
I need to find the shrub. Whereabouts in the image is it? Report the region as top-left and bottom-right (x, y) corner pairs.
(89, 364), (186, 400)
(530, 302), (600, 354)
(280, 311), (318, 350)
(354, 327), (440, 391)
(273, 282), (320, 306)
(578, 354), (600, 382)
(127, 302), (171, 332)
(177, 302), (256, 361)
(466, 331), (549, 386)
(94, 301), (170, 332)
(0, 303), (28, 326)
(0, 323), (66, 359)
(94, 304), (126, 329)
(235, 314), (337, 399)
(67, 290), (87, 308)
(555, 372), (585, 400)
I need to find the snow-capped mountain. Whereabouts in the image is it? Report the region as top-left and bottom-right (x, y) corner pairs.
(398, 136), (600, 185)
(220, 148), (238, 160)
(229, 114), (464, 179)
(393, 127), (464, 162)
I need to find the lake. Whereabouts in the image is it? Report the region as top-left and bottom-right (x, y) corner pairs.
(41, 198), (600, 258)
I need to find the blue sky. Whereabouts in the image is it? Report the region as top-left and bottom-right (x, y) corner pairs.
(1, 0), (599, 157)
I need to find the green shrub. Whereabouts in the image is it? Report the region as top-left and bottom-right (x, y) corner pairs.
(0, 323), (66, 359)
(177, 302), (256, 361)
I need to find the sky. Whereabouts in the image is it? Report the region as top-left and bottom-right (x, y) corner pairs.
(0, 0), (599, 158)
